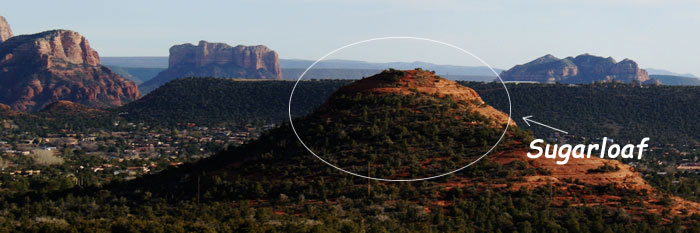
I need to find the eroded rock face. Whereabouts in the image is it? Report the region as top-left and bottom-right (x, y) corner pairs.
(0, 30), (139, 111)
(335, 69), (515, 127)
(501, 54), (650, 83)
(0, 16), (12, 43)
(140, 41), (281, 93)
(168, 41), (281, 76)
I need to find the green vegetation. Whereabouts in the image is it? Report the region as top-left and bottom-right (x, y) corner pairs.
(0, 77), (698, 231)
(587, 163), (620, 173)
(463, 81), (700, 144)
(120, 78), (351, 130)
(0, 112), (691, 232)
(294, 90), (522, 179)
(4, 107), (121, 135)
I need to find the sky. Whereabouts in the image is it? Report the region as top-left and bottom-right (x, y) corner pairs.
(2, 0), (699, 75)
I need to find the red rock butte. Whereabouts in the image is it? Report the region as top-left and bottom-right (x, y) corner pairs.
(336, 69), (515, 127)
(168, 40), (282, 79)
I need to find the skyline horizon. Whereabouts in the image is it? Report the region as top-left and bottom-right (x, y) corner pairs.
(3, 0), (699, 76)
(98, 53), (697, 77)
(4, 27), (697, 78)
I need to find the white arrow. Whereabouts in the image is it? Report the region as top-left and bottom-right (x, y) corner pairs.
(522, 116), (568, 134)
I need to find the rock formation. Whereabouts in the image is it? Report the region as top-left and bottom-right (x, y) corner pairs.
(0, 16), (12, 43)
(333, 69), (515, 127)
(140, 40), (281, 93)
(0, 30), (139, 111)
(500, 54), (651, 84)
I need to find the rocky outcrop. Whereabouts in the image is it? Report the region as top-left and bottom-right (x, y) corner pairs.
(500, 54), (651, 84)
(0, 16), (12, 43)
(0, 103), (10, 112)
(140, 41), (281, 93)
(334, 69), (515, 127)
(0, 30), (139, 111)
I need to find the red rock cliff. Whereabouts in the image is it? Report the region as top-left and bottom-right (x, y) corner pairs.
(140, 41), (281, 93)
(168, 40), (281, 78)
(500, 54), (650, 84)
(0, 30), (139, 111)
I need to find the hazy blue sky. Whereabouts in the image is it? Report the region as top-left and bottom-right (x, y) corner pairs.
(2, 0), (699, 75)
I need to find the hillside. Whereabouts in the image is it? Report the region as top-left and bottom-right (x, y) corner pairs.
(464, 81), (700, 144)
(119, 78), (698, 144)
(124, 78), (699, 144)
(288, 69), (518, 179)
(2, 69), (698, 232)
(650, 74), (700, 86)
(101, 69), (695, 231)
(1, 100), (120, 134)
(121, 78), (350, 129)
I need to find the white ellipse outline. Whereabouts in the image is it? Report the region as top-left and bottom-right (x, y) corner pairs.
(288, 37), (512, 182)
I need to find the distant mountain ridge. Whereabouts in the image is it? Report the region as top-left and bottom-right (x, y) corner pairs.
(101, 56), (503, 76)
(102, 57), (503, 89)
(645, 68), (697, 78)
(500, 54), (651, 84)
(280, 59), (502, 76)
(101, 55), (700, 86)
(649, 74), (700, 86)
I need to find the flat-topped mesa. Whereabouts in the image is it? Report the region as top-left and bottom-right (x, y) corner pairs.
(167, 40), (282, 79)
(336, 69), (515, 127)
(139, 40), (282, 93)
(168, 41), (282, 76)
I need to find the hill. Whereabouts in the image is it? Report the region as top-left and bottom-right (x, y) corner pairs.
(646, 68), (697, 78)
(286, 68), (517, 179)
(1, 100), (120, 134)
(124, 78), (699, 144)
(650, 74), (700, 86)
(120, 78), (350, 129)
(464, 81), (700, 144)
